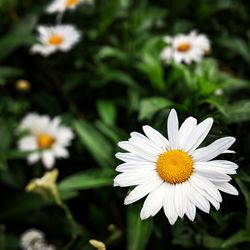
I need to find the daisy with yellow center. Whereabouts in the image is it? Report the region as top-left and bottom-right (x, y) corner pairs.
(161, 30), (210, 64)
(31, 25), (81, 57)
(18, 113), (74, 169)
(114, 109), (238, 225)
(46, 0), (93, 13)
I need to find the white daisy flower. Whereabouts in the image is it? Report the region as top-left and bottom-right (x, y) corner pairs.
(31, 25), (81, 56)
(18, 113), (74, 169)
(114, 109), (238, 225)
(161, 30), (210, 64)
(20, 229), (55, 250)
(46, 0), (93, 13)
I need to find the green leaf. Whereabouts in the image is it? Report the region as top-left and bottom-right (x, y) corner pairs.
(236, 178), (250, 230)
(95, 120), (122, 143)
(222, 230), (250, 248)
(127, 204), (153, 250)
(137, 52), (165, 91)
(58, 169), (114, 191)
(139, 97), (172, 120)
(0, 67), (24, 84)
(0, 15), (37, 60)
(96, 100), (117, 126)
(202, 97), (228, 117)
(97, 46), (127, 61)
(73, 120), (114, 168)
(217, 37), (250, 63)
(0, 190), (77, 220)
(225, 100), (250, 123)
(200, 234), (224, 249)
(97, 68), (138, 87)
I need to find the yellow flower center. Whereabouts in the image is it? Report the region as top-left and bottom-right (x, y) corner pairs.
(37, 134), (55, 149)
(177, 42), (191, 52)
(48, 35), (64, 46)
(65, 0), (79, 7)
(156, 150), (193, 184)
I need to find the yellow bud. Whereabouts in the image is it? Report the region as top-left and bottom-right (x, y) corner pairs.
(89, 239), (106, 250)
(15, 79), (31, 91)
(25, 169), (59, 200)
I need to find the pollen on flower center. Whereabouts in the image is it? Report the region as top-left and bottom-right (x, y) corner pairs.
(48, 35), (64, 45)
(37, 134), (55, 149)
(65, 0), (79, 7)
(177, 42), (191, 52)
(156, 150), (193, 184)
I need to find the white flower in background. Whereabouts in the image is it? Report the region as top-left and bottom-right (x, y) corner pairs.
(47, 0), (93, 13)
(114, 109), (238, 225)
(18, 113), (74, 169)
(31, 25), (81, 56)
(20, 229), (55, 250)
(161, 31), (210, 64)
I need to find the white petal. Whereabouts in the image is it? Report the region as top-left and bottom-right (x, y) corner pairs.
(192, 137), (236, 162)
(117, 141), (158, 162)
(215, 182), (239, 195)
(53, 146), (69, 158)
(56, 127), (74, 146)
(42, 151), (55, 169)
(189, 175), (221, 210)
(163, 184), (178, 225)
(124, 178), (163, 205)
(18, 136), (37, 151)
(186, 181), (210, 213)
(130, 132), (164, 153)
(27, 152), (40, 164)
(113, 171), (159, 187)
(128, 139), (161, 158)
(115, 152), (150, 163)
(195, 161), (237, 175)
(189, 174), (222, 202)
(185, 200), (196, 221)
(116, 162), (156, 172)
(178, 117), (197, 150)
(183, 118), (213, 153)
(194, 166), (232, 182)
(224, 150), (235, 154)
(174, 183), (187, 218)
(167, 109), (179, 149)
(142, 125), (169, 151)
(140, 183), (166, 219)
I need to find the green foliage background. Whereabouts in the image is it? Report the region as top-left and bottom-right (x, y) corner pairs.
(1, 0), (250, 249)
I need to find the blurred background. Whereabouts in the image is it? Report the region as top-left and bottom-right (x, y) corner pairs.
(1, 0), (250, 249)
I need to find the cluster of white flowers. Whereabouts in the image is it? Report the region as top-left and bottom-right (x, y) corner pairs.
(20, 229), (55, 250)
(161, 30), (210, 64)
(31, 0), (95, 56)
(114, 109), (238, 224)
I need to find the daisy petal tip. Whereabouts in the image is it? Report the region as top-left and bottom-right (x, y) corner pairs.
(233, 189), (239, 196)
(139, 213), (147, 220)
(117, 142), (124, 148)
(124, 198), (130, 205)
(168, 217), (177, 225)
(113, 181), (119, 187)
(169, 108), (177, 116)
(115, 153), (121, 159)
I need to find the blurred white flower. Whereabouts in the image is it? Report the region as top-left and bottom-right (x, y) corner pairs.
(215, 88), (224, 96)
(18, 113), (74, 169)
(161, 30), (210, 64)
(114, 109), (238, 225)
(31, 25), (81, 56)
(20, 229), (55, 250)
(46, 0), (93, 13)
